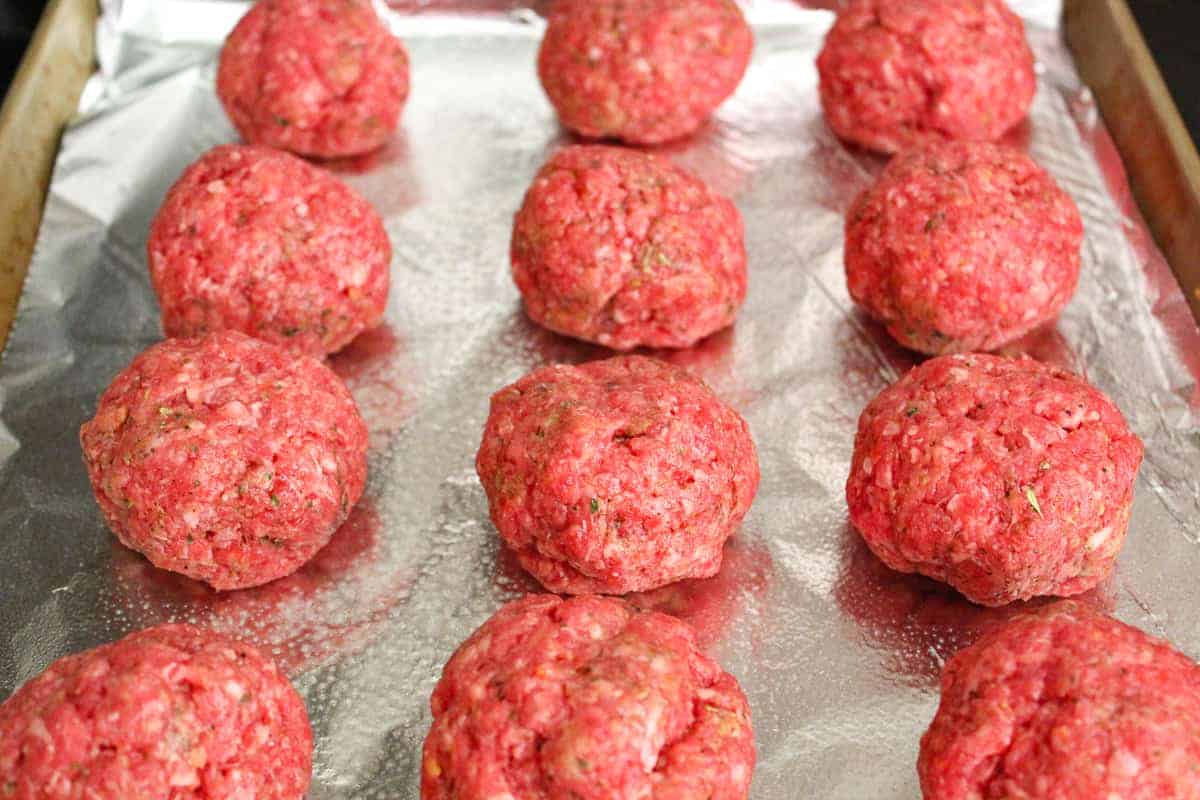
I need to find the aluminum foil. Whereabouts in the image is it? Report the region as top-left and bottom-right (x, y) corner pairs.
(3, 1), (1200, 797)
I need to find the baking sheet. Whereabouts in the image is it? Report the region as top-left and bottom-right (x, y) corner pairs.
(3, 1), (1200, 797)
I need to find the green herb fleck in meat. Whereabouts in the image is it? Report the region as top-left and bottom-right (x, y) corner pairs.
(1024, 486), (1042, 517)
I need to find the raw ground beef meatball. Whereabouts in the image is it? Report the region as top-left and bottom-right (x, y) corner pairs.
(816, 0), (1036, 154)
(476, 355), (759, 594)
(512, 145), (747, 351)
(846, 354), (1143, 606)
(537, 0), (753, 145)
(845, 141), (1083, 355)
(80, 331), (369, 590)
(148, 144), (391, 357)
(919, 603), (1200, 799)
(0, 624), (311, 799)
(422, 594), (755, 800)
(217, 0), (409, 158)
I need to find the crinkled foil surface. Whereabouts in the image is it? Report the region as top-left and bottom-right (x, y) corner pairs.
(2, 1), (1200, 797)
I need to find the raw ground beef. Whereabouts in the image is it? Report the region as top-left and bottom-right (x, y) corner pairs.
(422, 594), (755, 800)
(920, 603), (1200, 799)
(845, 141), (1083, 355)
(217, 0), (410, 158)
(537, 0), (753, 144)
(148, 144), (391, 357)
(846, 354), (1143, 606)
(512, 145), (747, 351)
(817, 0), (1036, 154)
(80, 331), (369, 590)
(476, 355), (759, 594)
(0, 624), (312, 799)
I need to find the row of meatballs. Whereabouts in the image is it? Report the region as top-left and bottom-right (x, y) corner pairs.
(4, 601), (1197, 798)
(2, 0), (1199, 798)
(816, 3), (1200, 798)
(811, 4), (1200, 798)
(1, 0), (762, 796)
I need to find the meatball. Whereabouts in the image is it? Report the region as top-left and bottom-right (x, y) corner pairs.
(512, 145), (747, 351)
(80, 331), (369, 590)
(537, 0), (753, 145)
(845, 354), (1143, 606)
(476, 355), (759, 594)
(817, 0), (1036, 154)
(422, 594), (755, 800)
(0, 624), (311, 799)
(217, 0), (409, 158)
(920, 603), (1200, 799)
(148, 144), (391, 357)
(845, 142), (1083, 355)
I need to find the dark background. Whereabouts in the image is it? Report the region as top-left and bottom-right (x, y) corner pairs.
(1, 0), (1198, 143)
(0, 2), (38, 92)
(1127, 1), (1200, 144)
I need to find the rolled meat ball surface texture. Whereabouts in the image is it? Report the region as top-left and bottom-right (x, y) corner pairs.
(537, 0), (753, 145)
(846, 353), (1143, 606)
(845, 141), (1083, 355)
(217, 0), (410, 157)
(817, 0), (1036, 154)
(512, 145), (747, 351)
(476, 355), (759, 594)
(422, 594), (755, 800)
(0, 623), (312, 800)
(920, 603), (1200, 800)
(80, 330), (369, 590)
(148, 144), (391, 357)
